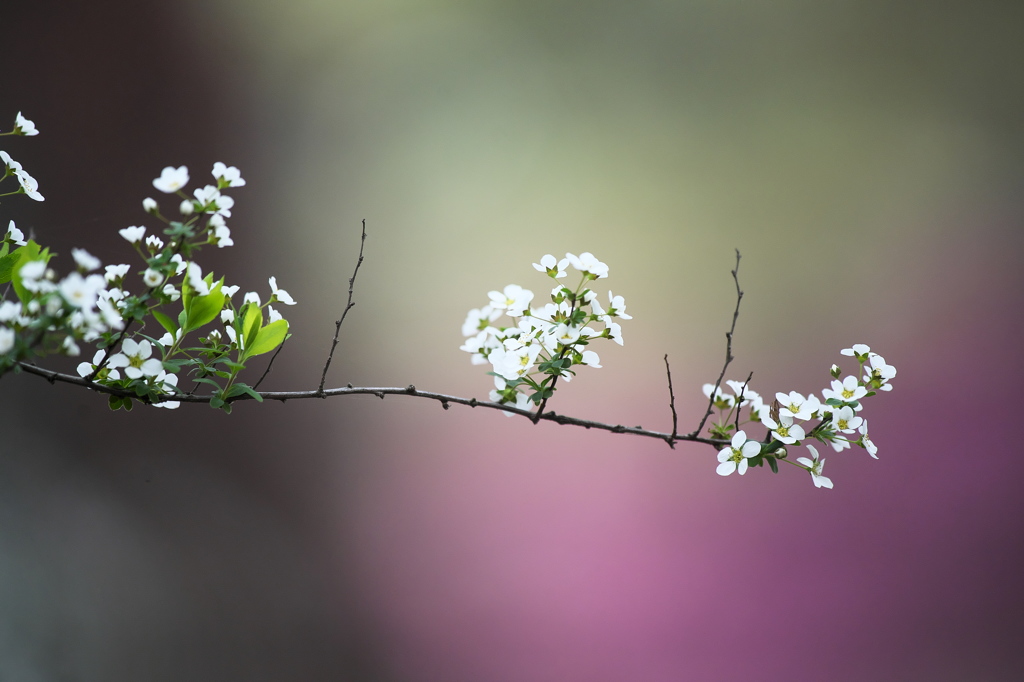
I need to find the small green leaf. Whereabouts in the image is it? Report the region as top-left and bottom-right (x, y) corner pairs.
(210, 396), (224, 410)
(152, 309), (178, 336)
(225, 383), (263, 402)
(243, 319), (288, 358)
(768, 457), (779, 474)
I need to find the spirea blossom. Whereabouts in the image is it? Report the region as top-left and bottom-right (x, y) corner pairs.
(153, 165), (189, 193)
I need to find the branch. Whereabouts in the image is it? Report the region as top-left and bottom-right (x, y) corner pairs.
(13, 361), (727, 448)
(664, 354), (678, 448)
(688, 248), (743, 438)
(318, 219), (367, 394)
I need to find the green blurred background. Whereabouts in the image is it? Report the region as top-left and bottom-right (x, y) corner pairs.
(3, 1), (1023, 680)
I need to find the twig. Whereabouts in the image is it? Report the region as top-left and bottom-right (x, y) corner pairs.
(734, 370), (753, 431)
(664, 354), (678, 448)
(318, 220), (367, 395)
(13, 361), (728, 448)
(253, 337), (286, 390)
(688, 249), (743, 438)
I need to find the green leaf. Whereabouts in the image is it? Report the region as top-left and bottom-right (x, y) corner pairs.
(768, 457), (779, 474)
(210, 396), (224, 410)
(241, 303), (262, 351)
(183, 282), (225, 333)
(243, 319), (288, 358)
(225, 383), (263, 402)
(152, 309), (178, 336)
(0, 252), (19, 284)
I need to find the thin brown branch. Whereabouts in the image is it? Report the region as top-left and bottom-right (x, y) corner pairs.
(688, 249), (743, 438)
(14, 361), (728, 449)
(734, 370), (753, 431)
(664, 354), (678, 448)
(253, 337), (286, 390)
(318, 219), (366, 394)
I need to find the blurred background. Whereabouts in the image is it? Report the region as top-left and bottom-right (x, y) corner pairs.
(3, 1), (1023, 680)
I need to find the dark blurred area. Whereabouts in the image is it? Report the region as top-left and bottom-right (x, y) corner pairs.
(1, 2), (376, 680)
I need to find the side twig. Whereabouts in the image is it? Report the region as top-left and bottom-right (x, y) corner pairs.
(688, 248), (743, 438)
(664, 354), (678, 448)
(318, 219), (367, 395)
(253, 338), (287, 390)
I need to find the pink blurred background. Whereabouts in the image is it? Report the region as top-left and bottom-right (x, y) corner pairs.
(3, 1), (1023, 680)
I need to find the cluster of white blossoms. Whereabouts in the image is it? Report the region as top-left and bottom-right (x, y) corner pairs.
(706, 344), (896, 489)
(461, 252), (630, 414)
(0, 111), (297, 412)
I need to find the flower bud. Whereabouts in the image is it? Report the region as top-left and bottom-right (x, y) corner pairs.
(142, 197), (158, 214)
(830, 364), (841, 378)
(180, 199), (195, 216)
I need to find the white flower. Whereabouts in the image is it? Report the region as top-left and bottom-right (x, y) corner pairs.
(192, 185), (234, 217)
(107, 338), (163, 379)
(726, 379), (760, 407)
(145, 235), (165, 251)
(179, 199), (194, 216)
(0, 301), (21, 323)
(221, 284), (240, 298)
(142, 197), (158, 214)
(186, 262), (209, 296)
(243, 291), (260, 306)
(775, 391), (821, 421)
(59, 272), (105, 309)
(143, 269), (163, 287)
(822, 375), (868, 404)
(5, 220), (26, 246)
(859, 419), (878, 459)
(716, 430), (760, 476)
(489, 339), (542, 381)
(604, 320), (623, 346)
(550, 323), (582, 346)
(0, 150), (21, 172)
(152, 371), (180, 409)
(488, 284), (534, 317)
(14, 112), (38, 136)
(170, 254), (187, 275)
(0, 326), (14, 354)
(71, 248), (101, 272)
(532, 254), (569, 278)
(841, 344), (871, 358)
(796, 445), (833, 489)
(761, 412), (805, 445)
(565, 252), (609, 278)
(16, 169), (43, 201)
(830, 406), (863, 434)
(212, 162), (245, 187)
(153, 165), (189, 193)
(18, 260), (47, 292)
(580, 350), (601, 367)
(105, 264), (131, 282)
(119, 225), (146, 243)
(604, 291), (631, 319)
(268, 276), (296, 305)
(703, 383), (735, 408)
(864, 353), (896, 391)
(77, 350), (120, 380)
(462, 305), (501, 337)
(209, 214), (232, 247)
(267, 306), (283, 323)
(221, 309), (235, 324)
(62, 335), (80, 357)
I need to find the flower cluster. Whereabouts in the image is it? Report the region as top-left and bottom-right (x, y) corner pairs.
(705, 344), (896, 489)
(0, 112), (296, 412)
(461, 252), (630, 414)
